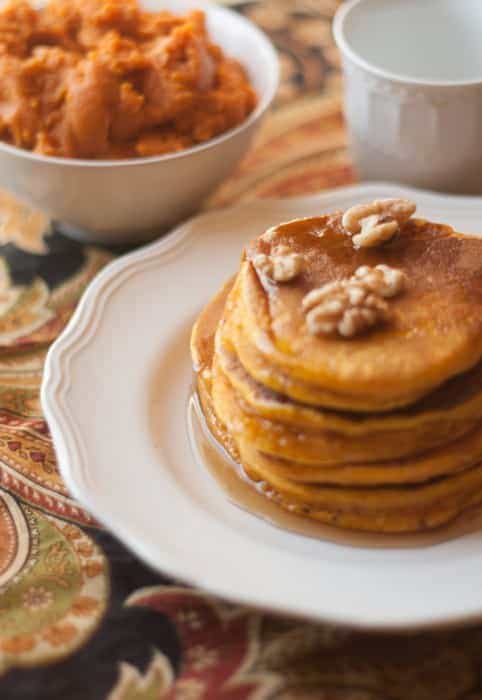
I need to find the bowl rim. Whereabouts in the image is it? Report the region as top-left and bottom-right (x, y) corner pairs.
(333, 0), (482, 89)
(0, 1), (280, 168)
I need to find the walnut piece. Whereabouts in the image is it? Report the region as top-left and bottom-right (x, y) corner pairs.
(353, 264), (406, 298)
(253, 248), (303, 282)
(302, 264), (405, 338)
(302, 280), (388, 338)
(342, 199), (416, 248)
(261, 226), (279, 243)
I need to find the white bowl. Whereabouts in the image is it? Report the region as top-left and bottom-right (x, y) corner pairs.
(0, 0), (279, 245)
(333, 0), (482, 194)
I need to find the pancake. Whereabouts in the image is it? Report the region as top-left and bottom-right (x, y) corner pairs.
(241, 455), (482, 533)
(199, 277), (482, 442)
(240, 215), (482, 411)
(238, 430), (482, 486)
(194, 279), (482, 469)
(220, 293), (482, 435)
(229, 271), (399, 412)
(211, 357), (480, 465)
(190, 276), (234, 374)
(218, 337), (482, 434)
(196, 363), (482, 534)
(193, 322), (482, 533)
(241, 453), (482, 518)
(194, 356), (471, 533)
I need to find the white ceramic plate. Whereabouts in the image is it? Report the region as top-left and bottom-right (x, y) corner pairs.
(42, 183), (482, 631)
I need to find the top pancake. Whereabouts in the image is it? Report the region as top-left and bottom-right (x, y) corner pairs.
(241, 215), (482, 411)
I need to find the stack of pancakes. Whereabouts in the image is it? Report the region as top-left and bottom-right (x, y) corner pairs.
(191, 202), (482, 533)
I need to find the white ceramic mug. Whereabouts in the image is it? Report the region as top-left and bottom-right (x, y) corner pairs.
(333, 0), (482, 194)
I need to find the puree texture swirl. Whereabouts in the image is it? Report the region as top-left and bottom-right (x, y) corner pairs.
(0, 0), (257, 158)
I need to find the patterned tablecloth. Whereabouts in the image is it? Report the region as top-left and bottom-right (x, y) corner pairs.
(1, 2), (482, 698)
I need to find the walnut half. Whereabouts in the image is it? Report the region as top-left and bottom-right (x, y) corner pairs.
(353, 264), (406, 298)
(302, 264), (405, 339)
(342, 199), (416, 248)
(253, 245), (303, 282)
(303, 280), (388, 338)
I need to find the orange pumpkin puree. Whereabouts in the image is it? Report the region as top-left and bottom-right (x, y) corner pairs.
(0, 0), (258, 158)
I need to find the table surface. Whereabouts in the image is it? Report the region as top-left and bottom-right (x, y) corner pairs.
(2, 2), (482, 699)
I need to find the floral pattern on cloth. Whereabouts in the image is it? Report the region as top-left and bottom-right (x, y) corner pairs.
(0, 1), (482, 699)
(0, 498), (108, 674)
(102, 586), (482, 700)
(0, 237), (112, 524)
(0, 222), (113, 687)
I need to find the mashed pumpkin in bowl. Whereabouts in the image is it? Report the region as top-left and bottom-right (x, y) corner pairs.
(0, 0), (258, 159)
